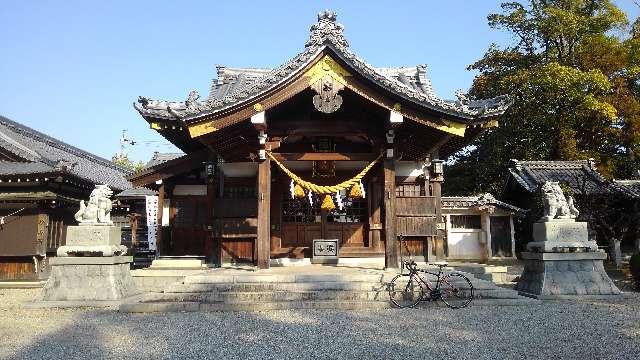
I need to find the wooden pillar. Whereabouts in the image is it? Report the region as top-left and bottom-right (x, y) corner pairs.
(432, 179), (445, 260)
(156, 182), (164, 259)
(384, 158), (398, 269)
(206, 163), (217, 265)
(257, 158), (271, 269)
(369, 178), (382, 251)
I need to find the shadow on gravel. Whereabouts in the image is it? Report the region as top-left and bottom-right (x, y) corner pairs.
(3, 296), (640, 360)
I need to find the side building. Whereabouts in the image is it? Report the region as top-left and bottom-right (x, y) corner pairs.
(0, 115), (131, 280)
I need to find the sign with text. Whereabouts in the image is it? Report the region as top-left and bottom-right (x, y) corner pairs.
(312, 239), (339, 264)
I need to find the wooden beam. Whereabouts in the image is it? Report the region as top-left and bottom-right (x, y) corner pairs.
(273, 152), (378, 161)
(256, 158), (271, 269)
(250, 111), (267, 131)
(384, 158), (399, 269)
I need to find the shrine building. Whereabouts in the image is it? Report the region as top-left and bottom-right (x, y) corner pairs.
(130, 11), (510, 269)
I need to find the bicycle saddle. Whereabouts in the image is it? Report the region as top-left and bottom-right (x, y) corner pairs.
(431, 261), (449, 267)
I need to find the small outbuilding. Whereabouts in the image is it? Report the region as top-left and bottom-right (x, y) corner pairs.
(442, 193), (524, 262)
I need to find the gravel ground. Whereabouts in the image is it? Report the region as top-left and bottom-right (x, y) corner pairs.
(0, 289), (639, 360)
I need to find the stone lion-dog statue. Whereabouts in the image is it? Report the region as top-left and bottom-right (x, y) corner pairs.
(74, 184), (114, 225)
(540, 181), (579, 221)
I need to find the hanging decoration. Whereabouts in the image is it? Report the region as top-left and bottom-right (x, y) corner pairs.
(359, 180), (366, 199)
(348, 183), (362, 199)
(335, 191), (344, 210)
(321, 194), (336, 211)
(290, 179), (296, 199)
(294, 183), (306, 199)
(266, 151), (382, 195)
(308, 190), (314, 206)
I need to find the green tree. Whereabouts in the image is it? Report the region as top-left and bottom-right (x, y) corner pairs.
(112, 154), (145, 173)
(445, 0), (638, 194)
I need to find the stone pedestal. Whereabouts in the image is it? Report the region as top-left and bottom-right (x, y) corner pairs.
(41, 256), (136, 301)
(516, 220), (620, 299)
(57, 225), (127, 257)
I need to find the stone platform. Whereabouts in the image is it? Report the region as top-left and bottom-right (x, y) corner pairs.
(120, 265), (538, 312)
(41, 256), (137, 301)
(516, 250), (621, 299)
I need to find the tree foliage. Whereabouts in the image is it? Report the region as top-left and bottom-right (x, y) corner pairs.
(446, 0), (640, 195)
(112, 154), (145, 173)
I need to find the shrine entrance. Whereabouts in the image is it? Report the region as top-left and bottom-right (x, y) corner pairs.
(271, 166), (374, 259)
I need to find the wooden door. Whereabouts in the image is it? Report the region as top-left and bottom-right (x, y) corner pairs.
(278, 191), (368, 257)
(170, 196), (210, 256)
(490, 216), (512, 257)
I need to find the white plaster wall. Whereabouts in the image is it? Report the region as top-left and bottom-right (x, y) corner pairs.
(447, 230), (484, 259)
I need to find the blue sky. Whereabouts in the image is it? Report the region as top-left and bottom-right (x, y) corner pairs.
(1, 1), (638, 163)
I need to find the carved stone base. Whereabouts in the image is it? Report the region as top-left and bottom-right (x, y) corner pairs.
(515, 252), (621, 299)
(41, 256), (137, 301)
(57, 225), (127, 256)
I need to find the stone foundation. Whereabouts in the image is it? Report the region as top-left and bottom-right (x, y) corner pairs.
(41, 256), (137, 301)
(516, 252), (620, 298)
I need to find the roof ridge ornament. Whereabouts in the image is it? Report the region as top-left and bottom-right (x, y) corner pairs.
(306, 10), (349, 48)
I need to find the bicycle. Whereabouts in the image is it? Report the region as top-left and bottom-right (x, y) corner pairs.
(388, 235), (474, 309)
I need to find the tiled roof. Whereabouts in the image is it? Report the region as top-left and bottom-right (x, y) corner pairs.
(442, 193), (525, 213)
(0, 115), (132, 191)
(613, 180), (640, 198)
(134, 11), (510, 123)
(144, 152), (185, 169)
(116, 187), (158, 198)
(507, 160), (637, 198)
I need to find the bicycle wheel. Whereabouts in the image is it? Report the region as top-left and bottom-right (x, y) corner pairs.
(439, 272), (473, 309)
(389, 273), (424, 308)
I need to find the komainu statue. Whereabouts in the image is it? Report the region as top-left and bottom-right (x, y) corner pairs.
(540, 181), (579, 221)
(74, 185), (114, 225)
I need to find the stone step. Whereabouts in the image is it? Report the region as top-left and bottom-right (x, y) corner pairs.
(183, 273), (389, 284)
(154, 285), (522, 303)
(167, 276), (516, 293)
(448, 264), (509, 274)
(474, 273), (519, 284)
(146, 290), (391, 303)
(164, 281), (388, 293)
(119, 297), (538, 313)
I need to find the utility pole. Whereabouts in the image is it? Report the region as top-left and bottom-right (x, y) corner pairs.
(116, 130), (136, 161)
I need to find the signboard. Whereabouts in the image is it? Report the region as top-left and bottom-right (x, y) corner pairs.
(145, 195), (158, 251)
(312, 239), (339, 264)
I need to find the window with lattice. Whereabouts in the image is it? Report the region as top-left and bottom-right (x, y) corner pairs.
(450, 215), (482, 229)
(282, 193), (321, 223)
(395, 182), (430, 197)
